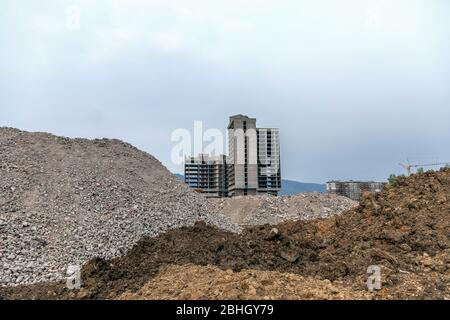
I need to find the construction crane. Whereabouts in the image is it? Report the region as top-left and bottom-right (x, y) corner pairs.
(399, 160), (450, 175)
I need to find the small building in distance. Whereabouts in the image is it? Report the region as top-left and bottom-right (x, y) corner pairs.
(326, 181), (387, 201)
(184, 154), (229, 198)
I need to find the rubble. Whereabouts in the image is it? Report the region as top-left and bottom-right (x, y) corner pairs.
(210, 193), (357, 226)
(0, 127), (239, 287)
(1, 127), (449, 300)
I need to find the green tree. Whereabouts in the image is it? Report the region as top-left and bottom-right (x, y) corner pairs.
(388, 174), (397, 186)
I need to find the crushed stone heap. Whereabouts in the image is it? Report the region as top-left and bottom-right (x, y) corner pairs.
(0, 127), (240, 287)
(1, 146), (449, 299)
(210, 193), (358, 226)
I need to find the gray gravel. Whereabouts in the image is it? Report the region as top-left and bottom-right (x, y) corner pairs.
(210, 193), (358, 226)
(0, 127), (240, 287)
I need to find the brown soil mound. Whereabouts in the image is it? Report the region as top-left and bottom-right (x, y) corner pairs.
(119, 264), (370, 300)
(1, 169), (449, 300)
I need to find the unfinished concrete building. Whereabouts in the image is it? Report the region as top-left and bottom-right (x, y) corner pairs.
(257, 128), (281, 195)
(227, 115), (258, 196)
(184, 115), (281, 197)
(227, 115), (281, 196)
(326, 181), (386, 201)
(184, 154), (229, 198)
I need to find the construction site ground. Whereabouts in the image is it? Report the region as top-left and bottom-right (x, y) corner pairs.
(2, 167), (450, 300)
(1, 129), (449, 300)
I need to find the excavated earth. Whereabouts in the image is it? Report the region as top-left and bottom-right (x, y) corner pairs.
(1, 168), (449, 300)
(118, 264), (371, 300)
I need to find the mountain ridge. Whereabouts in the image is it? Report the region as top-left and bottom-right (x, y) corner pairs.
(174, 174), (325, 196)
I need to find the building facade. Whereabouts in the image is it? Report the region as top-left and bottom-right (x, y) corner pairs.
(184, 154), (228, 197)
(326, 181), (386, 201)
(257, 128), (281, 195)
(184, 115), (281, 197)
(227, 115), (258, 196)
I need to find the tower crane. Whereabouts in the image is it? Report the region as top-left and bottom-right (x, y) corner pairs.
(399, 160), (450, 175)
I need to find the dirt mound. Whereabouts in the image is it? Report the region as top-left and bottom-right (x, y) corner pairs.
(210, 193), (357, 226)
(0, 221), (325, 300)
(119, 264), (370, 300)
(320, 169), (450, 275)
(0, 127), (239, 287)
(1, 169), (449, 299)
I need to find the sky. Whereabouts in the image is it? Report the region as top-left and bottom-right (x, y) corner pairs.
(1, 0), (450, 183)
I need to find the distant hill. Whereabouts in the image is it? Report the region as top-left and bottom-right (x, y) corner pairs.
(174, 174), (325, 196)
(175, 173), (185, 181)
(278, 179), (326, 195)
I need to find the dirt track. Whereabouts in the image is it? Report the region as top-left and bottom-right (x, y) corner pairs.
(119, 264), (371, 300)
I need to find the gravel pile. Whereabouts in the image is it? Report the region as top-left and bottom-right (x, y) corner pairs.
(2, 169), (450, 300)
(0, 127), (239, 287)
(211, 193), (357, 226)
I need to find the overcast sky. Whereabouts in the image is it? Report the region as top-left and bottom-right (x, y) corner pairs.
(1, 0), (450, 183)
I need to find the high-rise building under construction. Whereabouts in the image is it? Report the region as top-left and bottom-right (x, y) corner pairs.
(227, 114), (281, 196)
(184, 114), (281, 197)
(184, 154), (228, 197)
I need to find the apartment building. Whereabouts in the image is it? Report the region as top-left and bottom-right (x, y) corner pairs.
(227, 115), (258, 196)
(184, 115), (281, 197)
(184, 154), (228, 198)
(227, 115), (281, 196)
(326, 181), (386, 201)
(256, 128), (281, 195)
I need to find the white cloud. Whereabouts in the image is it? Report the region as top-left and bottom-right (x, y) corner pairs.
(1, 0), (450, 182)
(150, 30), (185, 52)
